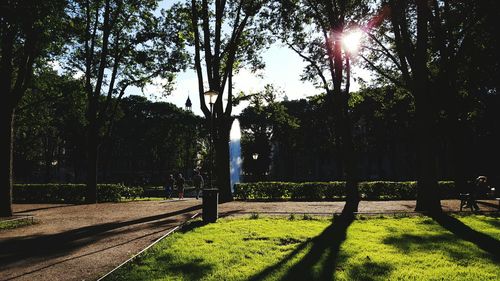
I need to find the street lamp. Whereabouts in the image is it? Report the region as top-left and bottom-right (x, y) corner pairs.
(252, 153), (259, 181)
(204, 90), (218, 189)
(203, 89), (219, 223)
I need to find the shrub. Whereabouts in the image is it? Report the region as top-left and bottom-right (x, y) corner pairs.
(234, 181), (456, 201)
(249, 213), (260, 219)
(13, 183), (143, 203)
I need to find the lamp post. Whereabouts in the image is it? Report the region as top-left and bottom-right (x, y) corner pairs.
(204, 90), (218, 189)
(252, 153), (259, 182)
(203, 90), (219, 223)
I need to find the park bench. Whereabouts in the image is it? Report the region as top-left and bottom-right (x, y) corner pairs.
(459, 193), (473, 211)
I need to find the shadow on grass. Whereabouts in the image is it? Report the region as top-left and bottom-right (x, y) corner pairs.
(106, 254), (214, 281)
(383, 233), (476, 261)
(156, 255), (214, 280)
(430, 213), (500, 261)
(179, 220), (208, 233)
(0, 204), (202, 268)
(480, 217), (500, 229)
(248, 212), (356, 281)
(347, 260), (392, 281)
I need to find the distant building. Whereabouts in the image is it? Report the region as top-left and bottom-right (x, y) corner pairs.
(185, 95), (192, 111)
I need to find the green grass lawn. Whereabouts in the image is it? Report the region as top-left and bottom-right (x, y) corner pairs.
(105, 214), (500, 281)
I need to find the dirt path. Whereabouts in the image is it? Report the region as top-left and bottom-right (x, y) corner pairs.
(0, 200), (202, 281)
(1, 199), (497, 281)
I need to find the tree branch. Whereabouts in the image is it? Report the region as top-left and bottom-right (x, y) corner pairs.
(360, 54), (406, 88)
(191, 0), (210, 118)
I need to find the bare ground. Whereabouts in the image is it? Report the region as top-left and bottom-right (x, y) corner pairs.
(1, 199), (498, 281)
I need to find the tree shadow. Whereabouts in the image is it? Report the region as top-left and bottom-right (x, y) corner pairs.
(0, 204), (202, 267)
(477, 200), (500, 209)
(430, 213), (500, 261)
(248, 212), (355, 281)
(178, 219), (208, 233)
(346, 260), (392, 281)
(383, 233), (477, 261)
(15, 204), (78, 214)
(3, 227), (171, 281)
(153, 255), (214, 280)
(480, 217), (500, 229)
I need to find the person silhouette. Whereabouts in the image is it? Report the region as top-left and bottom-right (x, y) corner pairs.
(176, 173), (185, 200)
(164, 174), (175, 199)
(193, 169), (204, 199)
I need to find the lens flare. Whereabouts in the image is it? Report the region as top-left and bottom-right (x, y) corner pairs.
(342, 30), (362, 53)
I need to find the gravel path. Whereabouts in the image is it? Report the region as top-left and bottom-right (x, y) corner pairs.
(1, 199), (498, 281)
(1, 200), (202, 281)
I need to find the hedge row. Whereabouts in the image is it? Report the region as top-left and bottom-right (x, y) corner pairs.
(13, 184), (143, 203)
(234, 181), (456, 200)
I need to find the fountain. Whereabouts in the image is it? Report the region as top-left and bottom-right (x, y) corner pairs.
(229, 119), (242, 193)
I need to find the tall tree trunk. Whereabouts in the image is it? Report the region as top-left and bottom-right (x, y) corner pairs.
(86, 118), (99, 203)
(445, 87), (469, 194)
(414, 98), (441, 212)
(341, 107), (360, 213)
(331, 23), (360, 213)
(413, 0), (441, 213)
(214, 118), (232, 202)
(1, 107), (15, 217)
(450, 125), (468, 193)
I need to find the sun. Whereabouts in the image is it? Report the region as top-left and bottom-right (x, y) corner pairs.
(342, 30), (363, 53)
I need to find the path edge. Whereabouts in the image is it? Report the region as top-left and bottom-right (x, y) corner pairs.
(97, 212), (199, 281)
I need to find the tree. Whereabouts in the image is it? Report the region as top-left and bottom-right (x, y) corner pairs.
(364, 0), (500, 212)
(104, 95), (205, 184)
(67, 0), (188, 202)
(166, 0), (272, 201)
(238, 85), (298, 181)
(1, 0), (67, 216)
(273, 0), (369, 212)
(14, 68), (86, 183)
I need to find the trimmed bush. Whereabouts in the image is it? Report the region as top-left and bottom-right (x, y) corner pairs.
(234, 181), (456, 200)
(13, 184), (143, 203)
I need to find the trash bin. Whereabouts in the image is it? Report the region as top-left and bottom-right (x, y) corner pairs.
(202, 188), (219, 223)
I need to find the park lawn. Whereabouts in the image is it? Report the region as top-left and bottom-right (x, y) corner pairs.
(105, 214), (500, 281)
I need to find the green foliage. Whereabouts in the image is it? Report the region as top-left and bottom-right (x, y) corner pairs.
(0, 218), (36, 231)
(109, 96), (205, 184)
(301, 214), (314, 220)
(239, 85), (299, 180)
(14, 92), (205, 184)
(234, 181), (456, 200)
(249, 213), (260, 220)
(105, 215), (500, 281)
(15, 69), (86, 182)
(12, 184), (143, 203)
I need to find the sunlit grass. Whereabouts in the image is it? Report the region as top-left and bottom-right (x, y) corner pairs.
(105, 215), (500, 281)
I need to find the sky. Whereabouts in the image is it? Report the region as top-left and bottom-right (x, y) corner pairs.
(138, 44), (328, 116)
(144, 44), (368, 116)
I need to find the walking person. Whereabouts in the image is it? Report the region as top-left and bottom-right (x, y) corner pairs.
(193, 169), (204, 199)
(164, 174), (175, 199)
(176, 173), (185, 200)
